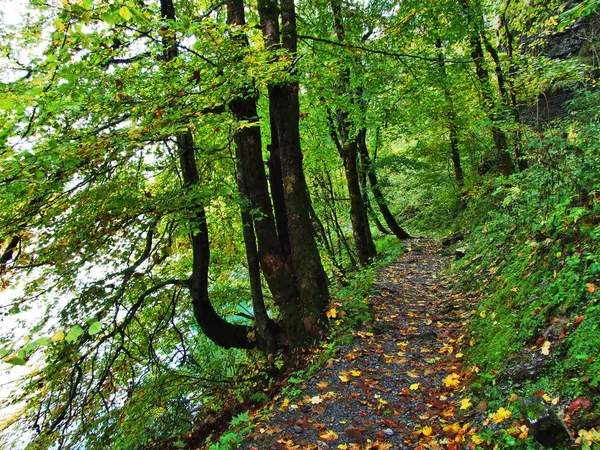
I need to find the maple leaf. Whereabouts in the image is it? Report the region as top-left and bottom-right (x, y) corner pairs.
(421, 426), (433, 436)
(460, 398), (472, 410)
(410, 383), (420, 391)
(326, 308), (338, 319)
(311, 395), (323, 404)
(350, 370), (361, 377)
(490, 407), (511, 424)
(339, 374), (349, 383)
(316, 381), (329, 392)
(508, 425), (529, 439)
(319, 430), (339, 442)
(442, 373), (460, 389)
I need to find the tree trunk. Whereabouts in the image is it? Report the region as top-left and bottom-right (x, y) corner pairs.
(161, 0), (253, 350)
(258, 0), (329, 349)
(459, 0), (516, 176)
(227, 0), (299, 351)
(357, 129), (411, 239)
(328, 0), (377, 265)
(267, 118), (292, 262)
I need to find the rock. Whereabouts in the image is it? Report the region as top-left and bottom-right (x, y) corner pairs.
(383, 428), (394, 436)
(293, 425), (303, 434)
(442, 232), (464, 247)
(455, 247), (468, 259)
(498, 349), (546, 382)
(521, 396), (573, 448)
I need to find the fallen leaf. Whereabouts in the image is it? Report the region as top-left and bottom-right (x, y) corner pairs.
(327, 308), (338, 319)
(442, 373), (460, 389)
(350, 370), (361, 377)
(410, 383), (420, 391)
(319, 430), (339, 442)
(311, 395), (323, 404)
(460, 398), (472, 410)
(490, 407), (511, 424)
(541, 340), (551, 355)
(422, 426), (433, 436)
(316, 381), (329, 392)
(339, 375), (349, 383)
(573, 315), (585, 325)
(407, 371), (420, 378)
(586, 283), (596, 293)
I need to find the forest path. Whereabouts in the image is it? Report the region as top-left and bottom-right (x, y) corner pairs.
(242, 238), (475, 450)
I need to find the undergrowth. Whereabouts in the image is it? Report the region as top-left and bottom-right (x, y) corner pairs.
(451, 89), (600, 449)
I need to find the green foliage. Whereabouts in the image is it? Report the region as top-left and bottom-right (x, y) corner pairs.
(454, 87), (600, 446)
(208, 412), (253, 450)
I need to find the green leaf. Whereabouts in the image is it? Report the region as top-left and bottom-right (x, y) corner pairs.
(35, 337), (53, 346)
(119, 6), (132, 21)
(4, 356), (26, 366)
(24, 341), (39, 353)
(65, 325), (84, 343)
(88, 322), (103, 335)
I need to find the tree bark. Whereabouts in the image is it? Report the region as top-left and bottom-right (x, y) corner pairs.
(161, 0), (253, 349)
(227, 0), (298, 351)
(258, 0), (329, 348)
(267, 118), (292, 262)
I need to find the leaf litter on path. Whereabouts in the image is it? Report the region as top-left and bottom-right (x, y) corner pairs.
(243, 238), (476, 450)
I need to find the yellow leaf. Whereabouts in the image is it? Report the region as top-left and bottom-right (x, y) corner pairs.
(490, 407), (512, 424)
(326, 308), (337, 319)
(338, 375), (349, 383)
(310, 395), (323, 404)
(422, 426), (433, 436)
(541, 340), (551, 355)
(509, 393), (519, 403)
(407, 371), (420, 378)
(51, 331), (64, 342)
(442, 373), (460, 389)
(319, 430), (339, 442)
(119, 5), (132, 21)
(410, 383), (420, 391)
(479, 310), (486, 318)
(247, 330), (256, 342)
(350, 370), (361, 377)
(586, 283), (597, 293)
(460, 398), (472, 410)
(337, 445), (348, 449)
(471, 434), (484, 444)
(542, 393), (551, 403)
(280, 398), (290, 411)
(455, 352), (463, 358)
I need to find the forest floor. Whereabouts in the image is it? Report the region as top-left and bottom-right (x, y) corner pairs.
(240, 238), (480, 450)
